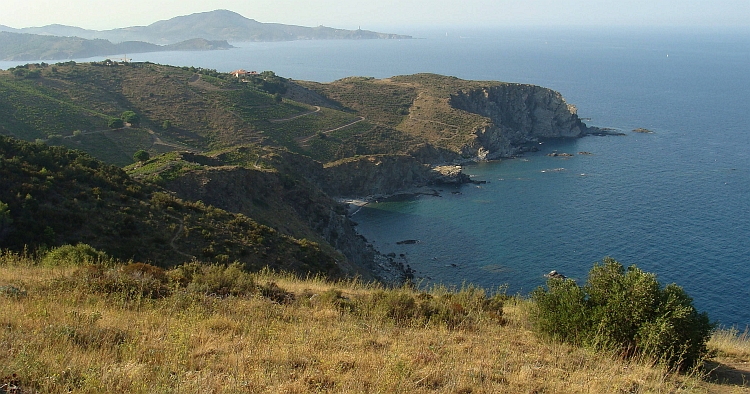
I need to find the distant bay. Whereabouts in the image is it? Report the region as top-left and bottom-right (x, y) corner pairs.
(3, 27), (749, 327)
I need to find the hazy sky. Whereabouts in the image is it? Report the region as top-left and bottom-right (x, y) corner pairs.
(2, 0), (749, 30)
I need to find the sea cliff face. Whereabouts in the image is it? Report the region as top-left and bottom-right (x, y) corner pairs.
(321, 155), (469, 197)
(451, 84), (589, 160)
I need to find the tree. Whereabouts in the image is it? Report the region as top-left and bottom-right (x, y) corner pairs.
(162, 120), (171, 130)
(274, 93), (283, 103)
(133, 150), (150, 162)
(121, 111), (140, 126)
(108, 117), (124, 129)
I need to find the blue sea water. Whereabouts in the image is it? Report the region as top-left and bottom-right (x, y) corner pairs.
(3, 27), (749, 327)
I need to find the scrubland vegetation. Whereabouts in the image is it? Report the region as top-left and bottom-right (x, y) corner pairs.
(1, 247), (748, 393)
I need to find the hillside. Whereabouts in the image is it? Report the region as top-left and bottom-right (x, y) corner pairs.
(6, 10), (412, 46)
(0, 136), (367, 278)
(0, 31), (233, 61)
(1, 253), (748, 393)
(0, 62), (593, 168)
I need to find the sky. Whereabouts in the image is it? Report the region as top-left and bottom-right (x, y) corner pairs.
(2, 0), (749, 31)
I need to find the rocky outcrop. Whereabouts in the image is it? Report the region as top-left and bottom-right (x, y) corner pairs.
(450, 84), (591, 159)
(321, 155), (470, 197)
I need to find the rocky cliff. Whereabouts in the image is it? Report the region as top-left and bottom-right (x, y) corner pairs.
(321, 155), (469, 197)
(449, 84), (591, 160)
(264, 151), (470, 198)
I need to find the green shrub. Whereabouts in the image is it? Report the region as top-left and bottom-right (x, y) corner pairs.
(133, 150), (149, 162)
(42, 244), (109, 267)
(169, 262), (256, 297)
(531, 257), (714, 369)
(367, 290), (418, 325)
(121, 111), (140, 126)
(73, 263), (170, 299)
(350, 284), (504, 329)
(108, 117), (124, 129)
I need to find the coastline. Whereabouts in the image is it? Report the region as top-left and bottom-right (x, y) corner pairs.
(337, 186), (445, 216)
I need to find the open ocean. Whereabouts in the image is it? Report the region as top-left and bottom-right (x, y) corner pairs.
(3, 27), (749, 327)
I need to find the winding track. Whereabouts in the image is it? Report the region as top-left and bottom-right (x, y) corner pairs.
(269, 106), (321, 122)
(165, 213), (195, 259)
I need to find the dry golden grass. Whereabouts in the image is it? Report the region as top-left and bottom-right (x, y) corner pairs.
(0, 254), (747, 393)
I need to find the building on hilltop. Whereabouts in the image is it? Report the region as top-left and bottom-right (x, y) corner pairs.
(231, 69), (258, 78)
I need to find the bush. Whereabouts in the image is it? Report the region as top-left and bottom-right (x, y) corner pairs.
(108, 117), (124, 129)
(169, 262), (256, 297)
(531, 257), (714, 369)
(74, 262), (169, 299)
(42, 244), (110, 267)
(345, 284), (504, 329)
(121, 111), (140, 126)
(133, 150), (149, 162)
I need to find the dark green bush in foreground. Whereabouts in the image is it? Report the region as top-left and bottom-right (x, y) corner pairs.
(531, 257), (714, 369)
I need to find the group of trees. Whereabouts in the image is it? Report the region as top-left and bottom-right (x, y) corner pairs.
(108, 110), (140, 129)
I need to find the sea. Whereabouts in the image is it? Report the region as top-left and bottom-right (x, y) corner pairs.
(3, 26), (749, 327)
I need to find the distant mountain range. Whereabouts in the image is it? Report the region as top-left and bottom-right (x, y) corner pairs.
(1, 9), (411, 46)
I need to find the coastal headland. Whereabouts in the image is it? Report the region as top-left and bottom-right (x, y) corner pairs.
(2, 62), (601, 281)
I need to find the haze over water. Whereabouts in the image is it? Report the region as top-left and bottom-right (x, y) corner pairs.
(5, 27), (748, 327)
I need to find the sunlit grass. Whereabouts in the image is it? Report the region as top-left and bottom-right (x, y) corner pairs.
(2, 251), (741, 393)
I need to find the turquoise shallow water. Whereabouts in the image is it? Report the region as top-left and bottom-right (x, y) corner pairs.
(4, 27), (749, 326)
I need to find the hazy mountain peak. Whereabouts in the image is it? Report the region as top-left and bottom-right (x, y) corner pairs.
(5, 9), (411, 46)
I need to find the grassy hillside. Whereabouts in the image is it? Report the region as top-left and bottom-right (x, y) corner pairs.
(0, 62), (429, 165)
(0, 63), (271, 158)
(0, 63), (527, 167)
(1, 253), (748, 393)
(298, 74), (497, 156)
